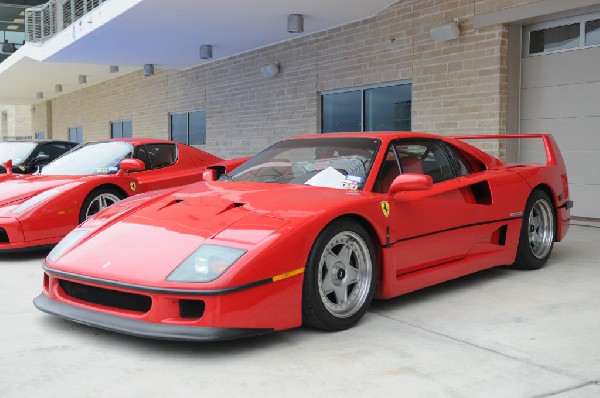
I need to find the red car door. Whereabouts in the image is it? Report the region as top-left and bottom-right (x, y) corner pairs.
(132, 143), (202, 192)
(375, 140), (482, 276)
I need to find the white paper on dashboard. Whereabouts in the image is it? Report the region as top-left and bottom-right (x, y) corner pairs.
(305, 166), (347, 189)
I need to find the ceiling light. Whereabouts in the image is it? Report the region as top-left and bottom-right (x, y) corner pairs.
(288, 14), (304, 33)
(78, 75), (87, 84)
(36, 92), (43, 99)
(6, 25), (19, 30)
(200, 45), (213, 60)
(13, 18), (24, 23)
(143, 64), (154, 76)
(109, 65), (119, 73)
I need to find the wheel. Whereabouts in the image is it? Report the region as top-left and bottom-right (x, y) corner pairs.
(79, 187), (125, 223)
(512, 190), (555, 270)
(302, 219), (377, 331)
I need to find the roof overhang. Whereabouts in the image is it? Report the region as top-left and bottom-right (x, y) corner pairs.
(0, 0), (398, 105)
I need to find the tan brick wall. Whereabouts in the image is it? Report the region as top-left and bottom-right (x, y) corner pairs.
(43, 0), (512, 158)
(1, 105), (33, 138)
(31, 101), (52, 139)
(475, 0), (541, 15)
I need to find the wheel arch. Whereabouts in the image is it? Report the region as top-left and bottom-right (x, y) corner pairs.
(84, 183), (129, 200)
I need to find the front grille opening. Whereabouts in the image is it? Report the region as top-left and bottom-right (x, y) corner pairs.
(0, 228), (9, 243)
(179, 299), (205, 319)
(59, 279), (151, 313)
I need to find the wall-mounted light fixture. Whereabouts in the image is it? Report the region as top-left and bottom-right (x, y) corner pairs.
(54, 84), (62, 93)
(143, 64), (155, 76)
(430, 19), (461, 42)
(109, 65), (119, 73)
(260, 63), (280, 78)
(287, 14), (304, 33)
(200, 44), (213, 60)
(78, 74), (87, 84)
(35, 92), (43, 99)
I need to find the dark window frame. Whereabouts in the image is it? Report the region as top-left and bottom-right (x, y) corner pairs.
(320, 82), (412, 134)
(110, 119), (133, 139)
(169, 110), (206, 146)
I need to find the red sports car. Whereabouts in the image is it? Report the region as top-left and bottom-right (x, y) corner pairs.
(0, 138), (222, 251)
(34, 132), (572, 341)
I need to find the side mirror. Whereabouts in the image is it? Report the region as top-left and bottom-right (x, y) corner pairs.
(2, 159), (13, 175)
(33, 154), (50, 166)
(202, 169), (217, 181)
(117, 158), (145, 176)
(389, 173), (432, 196)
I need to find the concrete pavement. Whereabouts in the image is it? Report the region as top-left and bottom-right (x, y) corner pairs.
(0, 225), (598, 397)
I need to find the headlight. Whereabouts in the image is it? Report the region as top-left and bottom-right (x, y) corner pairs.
(47, 229), (90, 263)
(13, 189), (60, 214)
(166, 244), (246, 283)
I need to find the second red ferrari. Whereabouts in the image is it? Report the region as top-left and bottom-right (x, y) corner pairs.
(0, 138), (222, 251)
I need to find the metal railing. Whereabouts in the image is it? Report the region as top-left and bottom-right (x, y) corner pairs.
(25, 0), (108, 43)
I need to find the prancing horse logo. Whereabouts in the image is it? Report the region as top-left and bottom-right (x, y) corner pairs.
(380, 201), (390, 218)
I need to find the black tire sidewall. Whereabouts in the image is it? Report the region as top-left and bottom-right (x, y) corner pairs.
(302, 219), (377, 331)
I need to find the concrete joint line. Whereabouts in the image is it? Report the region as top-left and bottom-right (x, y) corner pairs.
(532, 380), (600, 397)
(369, 310), (588, 382)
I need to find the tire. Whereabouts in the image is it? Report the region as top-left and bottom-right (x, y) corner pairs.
(302, 219), (377, 331)
(512, 189), (556, 270)
(79, 187), (126, 223)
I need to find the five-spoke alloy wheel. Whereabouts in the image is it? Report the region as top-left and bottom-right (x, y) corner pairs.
(303, 219), (376, 331)
(79, 188), (125, 223)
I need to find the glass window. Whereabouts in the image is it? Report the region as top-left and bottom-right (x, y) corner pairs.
(68, 127), (83, 143)
(321, 91), (362, 133)
(142, 143), (177, 169)
(365, 85), (412, 131)
(585, 19), (600, 46)
(110, 120), (132, 138)
(224, 137), (380, 190)
(529, 23), (580, 54)
(395, 141), (455, 184)
(41, 141), (133, 176)
(443, 144), (472, 177)
(34, 131), (45, 139)
(321, 83), (412, 133)
(170, 111), (206, 145)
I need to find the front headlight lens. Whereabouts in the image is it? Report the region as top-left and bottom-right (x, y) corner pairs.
(166, 244), (247, 283)
(13, 189), (60, 214)
(47, 229), (90, 263)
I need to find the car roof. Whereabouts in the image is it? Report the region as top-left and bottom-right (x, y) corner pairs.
(1, 139), (76, 144)
(291, 131), (444, 141)
(107, 138), (181, 146)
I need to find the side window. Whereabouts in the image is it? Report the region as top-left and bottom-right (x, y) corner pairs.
(374, 140), (461, 193)
(444, 144), (472, 177)
(374, 146), (401, 193)
(142, 144), (178, 169)
(39, 143), (74, 161)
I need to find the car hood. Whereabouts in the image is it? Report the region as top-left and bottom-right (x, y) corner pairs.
(50, 181), (366, 286)
(0, 175), (85, 207)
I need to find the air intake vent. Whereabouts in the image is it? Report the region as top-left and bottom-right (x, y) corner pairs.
(59, 279), (151, 313)
(0, 228), (8, 243)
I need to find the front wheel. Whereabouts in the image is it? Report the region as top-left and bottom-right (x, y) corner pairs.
(302, 219), (377, 331)
(79, 187), (125, 223)
(512, 190), (555, 270)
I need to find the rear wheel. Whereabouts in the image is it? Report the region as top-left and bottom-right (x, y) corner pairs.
(513, 190), (555, 270)
(79, 187), (125, 223)
(302, 219), (377, 331)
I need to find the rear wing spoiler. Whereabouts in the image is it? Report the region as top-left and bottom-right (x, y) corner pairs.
(451, 134), (561, 166)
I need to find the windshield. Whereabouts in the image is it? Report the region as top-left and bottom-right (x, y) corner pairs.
(0, 142), (37, 164)
(224, 137), (380, 190)
(41, 141), (133, 176)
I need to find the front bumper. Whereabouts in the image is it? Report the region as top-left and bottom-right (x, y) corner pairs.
(34, 293), (273, 341)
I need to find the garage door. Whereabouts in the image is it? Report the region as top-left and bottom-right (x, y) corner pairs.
(521, 16), (600, 218)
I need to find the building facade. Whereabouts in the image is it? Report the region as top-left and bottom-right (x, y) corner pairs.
(1, 0), (598, 217)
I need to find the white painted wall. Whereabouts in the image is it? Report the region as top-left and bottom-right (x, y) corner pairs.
(520, 46), (600, 218)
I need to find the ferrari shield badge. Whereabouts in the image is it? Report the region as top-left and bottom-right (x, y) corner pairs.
(380, 201), (390, 218)
(130, 182), (137, 192)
